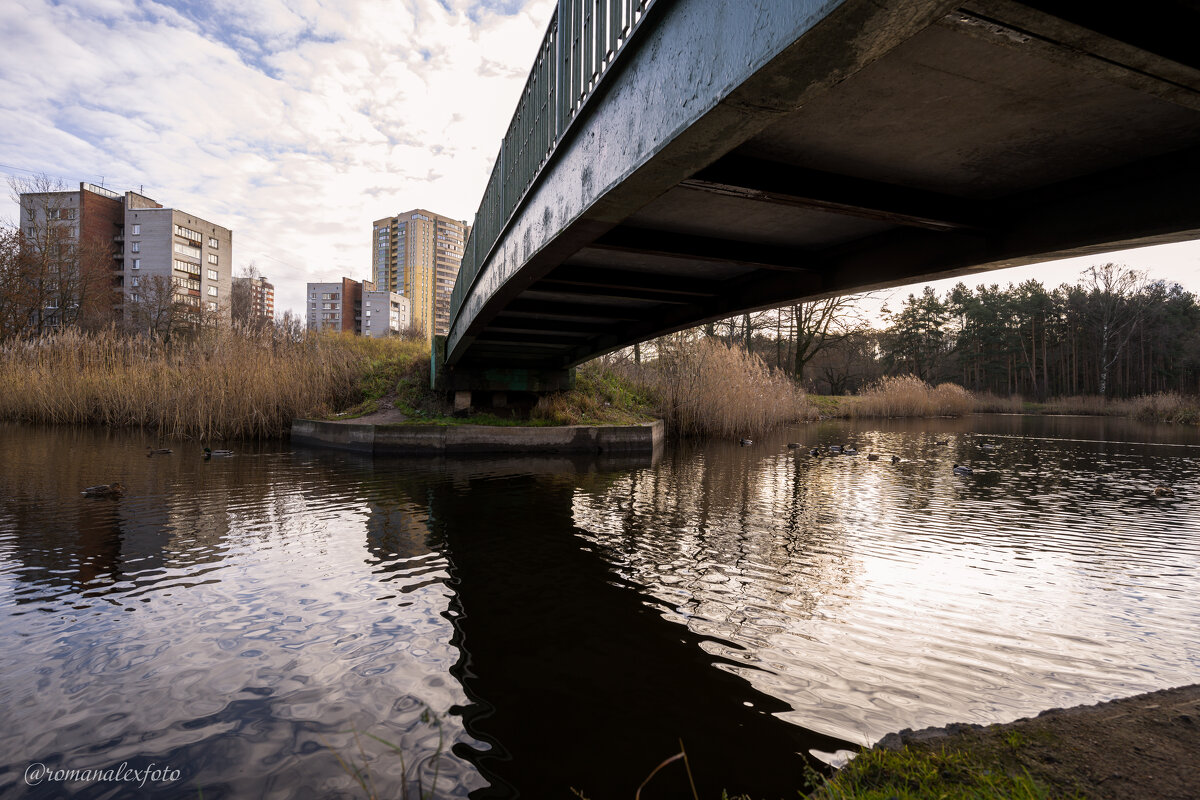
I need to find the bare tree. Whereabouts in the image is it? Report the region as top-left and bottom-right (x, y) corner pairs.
(1085, 263), (1147, 397)
(788, 295), (867, 385)
(4, 175), (119, 338)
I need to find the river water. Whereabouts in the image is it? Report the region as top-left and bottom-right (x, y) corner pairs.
(1, 416), (1198, 798)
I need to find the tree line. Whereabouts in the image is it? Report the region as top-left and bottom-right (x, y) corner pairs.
(637, 264), (1200, 399)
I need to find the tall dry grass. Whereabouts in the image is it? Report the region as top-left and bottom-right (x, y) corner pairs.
(0, 327), (402, 440)
(971, 392), (1025, 413)
(848, 375), (974, 418)
(629, 338), (814, 437)
(1036, 392), (1200, 422)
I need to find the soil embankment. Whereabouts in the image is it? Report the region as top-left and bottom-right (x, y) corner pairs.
(875, 685), (1200, 799)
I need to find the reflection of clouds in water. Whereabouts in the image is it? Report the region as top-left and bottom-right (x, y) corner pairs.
(571, 419), (1200, 744)
(0, 429), (487, 799)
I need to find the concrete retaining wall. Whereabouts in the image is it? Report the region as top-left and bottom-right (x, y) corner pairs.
(291, 418), (663, 455)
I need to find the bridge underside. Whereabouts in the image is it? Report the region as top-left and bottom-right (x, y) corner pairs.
(446, 0), (1200, 385)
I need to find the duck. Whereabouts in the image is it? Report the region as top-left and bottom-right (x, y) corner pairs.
(739, 439), (753, 447)
(891, 455), (901, 464)
(952, 464), (973, 476)
(82, 482), (125, 498)
(809, 448), (820, 457)
(843, 445), (858, 456)
(203, 447), (235, 458)
(867, 452), (879, 461)
(786, 442), (801, 449)
(981, 443), (996, 451)
(828, 444), (843, 454)
(1154, 486), (1175, 498)
(146, 446), (173, 456)
(935, 439), (949, 446)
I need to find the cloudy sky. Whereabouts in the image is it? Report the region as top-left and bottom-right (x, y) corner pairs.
(1, 0), (1197, 319)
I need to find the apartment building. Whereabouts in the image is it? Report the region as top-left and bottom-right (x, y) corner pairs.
(248, 275), (275, 321)
(307, 278), (410, 337)
(362, 287), (409, 338)
(122, 192), (232, 322)
(307, 278), (362, 334)
(16, 182), (125, 328)
(17, 183), (233, 326)
(371, 209), (469, 339)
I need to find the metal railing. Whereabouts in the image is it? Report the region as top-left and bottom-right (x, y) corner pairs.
(448, 0), (656, 335)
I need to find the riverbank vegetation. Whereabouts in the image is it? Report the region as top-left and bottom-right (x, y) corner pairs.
(0, 327), (417, 439)
(655, 264), (1199, 401)
(799, 745), (1068, 800)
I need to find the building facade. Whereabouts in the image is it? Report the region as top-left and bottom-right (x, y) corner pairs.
(307, 279), (410, 337)
(306, 278), (362, 334)
(122, 192), (232, 323)
(18, 184), (233, 329)
(362, 287), (409, 338)
(16, 182), (125, 329)
(249, 276), (275, 321)
(371, 209), (469, 339)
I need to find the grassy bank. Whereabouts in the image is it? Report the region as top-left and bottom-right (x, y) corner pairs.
(801, 743), (1071, 800)
(813, 378), (1200, 423)
(0, 328), (418, 440)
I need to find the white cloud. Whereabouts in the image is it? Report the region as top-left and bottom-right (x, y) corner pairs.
(1, 0), (1196, 319)
(0, 0), (555, 315)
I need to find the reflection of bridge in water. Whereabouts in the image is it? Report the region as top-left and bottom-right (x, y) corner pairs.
(439, 0), (1200, 395)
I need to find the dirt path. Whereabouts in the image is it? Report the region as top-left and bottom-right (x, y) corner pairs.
(876, 684), (1200, 799)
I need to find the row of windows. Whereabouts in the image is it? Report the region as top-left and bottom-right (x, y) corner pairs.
(174, 259), (200, 275)
(174, 225), (201, 242)
(46, 208), (77, 221)
(175, 242), (201, 259)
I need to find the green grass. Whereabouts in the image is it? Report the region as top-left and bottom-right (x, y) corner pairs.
(802, 746), (1076, 800)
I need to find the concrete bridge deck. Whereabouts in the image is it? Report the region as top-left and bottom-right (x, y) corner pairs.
(441, 0), (1200, 392)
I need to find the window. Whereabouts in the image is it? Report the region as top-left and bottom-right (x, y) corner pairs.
(207, 301), (218, 312)
(174, 259), (199, 275)
(132, 258), (141, 269)
(174, 225), (201, 242)
(208, 237), (218, 248)
(207, 269), (218, 281)
(130, 277), (139, 287)
(208, 253), (218, 265)
(208, 286), (218, 297)
(130, 293), (139, 302)
(131, 224), (140, 235)
(174, 242), (201, 258)
(131, 242), (140, 253)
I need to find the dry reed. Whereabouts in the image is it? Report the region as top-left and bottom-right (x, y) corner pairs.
(848, 375), (974, 418)
(1036, 392), (1200, 422)
(0, 327), (402, 440)
(629, 338), (814, 438)
(971, 392), (1026, 413)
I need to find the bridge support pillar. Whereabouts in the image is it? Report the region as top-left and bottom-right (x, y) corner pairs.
(432, 336), (574, 396)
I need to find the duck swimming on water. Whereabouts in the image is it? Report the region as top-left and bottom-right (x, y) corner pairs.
(146, 447), (172, 456)
(203, 447), (234, 458)
(952, 464), (973, 476)
(1154, 485), (1175, 497)
(867, 452), (879, 461)
(82, 482), (125, 498)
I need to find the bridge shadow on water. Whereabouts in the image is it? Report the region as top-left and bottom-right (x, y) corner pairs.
(413, 458), (852, 799)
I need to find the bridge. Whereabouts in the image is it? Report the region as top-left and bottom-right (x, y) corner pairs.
(437, 0), (1200, 397)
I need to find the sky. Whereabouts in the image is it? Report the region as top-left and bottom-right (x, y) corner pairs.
(1, 0), (1198, 321)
